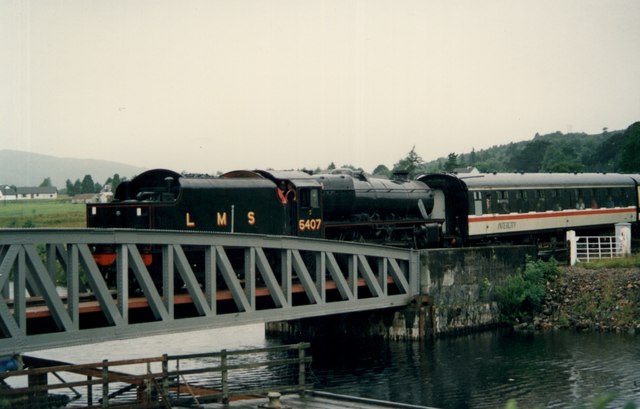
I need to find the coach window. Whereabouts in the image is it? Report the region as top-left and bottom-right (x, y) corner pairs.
(497, 191), (510, 213)
(473, 191), (483, 215)
(589, 189), (599, 208)
(485, 193), (493, 213)
(622, 188), (632, 207)
(575, 189), (586, 209)
(517, 190), (528, 213)
(605, 188), (616, 208)
(536, 190), (546, 211)
(550, 189), (561, 210)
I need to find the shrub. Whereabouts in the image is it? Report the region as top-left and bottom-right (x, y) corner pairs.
(496, 258), (560, 322)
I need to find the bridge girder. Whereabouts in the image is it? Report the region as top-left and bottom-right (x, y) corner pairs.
(0, 229), (419, 355)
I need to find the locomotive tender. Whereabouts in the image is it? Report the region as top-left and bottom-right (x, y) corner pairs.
(87, 168), (640, 260)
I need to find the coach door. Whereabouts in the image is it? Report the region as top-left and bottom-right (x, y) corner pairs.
(296, 187), (323, 238)
(637, 184), (640, 221)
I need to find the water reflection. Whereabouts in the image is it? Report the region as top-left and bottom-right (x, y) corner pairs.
(310, 330), (640, 408)
(30, 326), (639, 408)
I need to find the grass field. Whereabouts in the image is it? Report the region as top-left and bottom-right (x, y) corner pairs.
(0, 198), (86, 228)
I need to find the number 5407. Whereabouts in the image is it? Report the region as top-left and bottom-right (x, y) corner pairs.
(298, 218), (322, 231)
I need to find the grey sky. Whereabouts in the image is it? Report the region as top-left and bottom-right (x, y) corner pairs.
(2, 0), (639, 174)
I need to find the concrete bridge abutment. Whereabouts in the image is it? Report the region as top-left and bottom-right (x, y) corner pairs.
(266, 245), (537, 341)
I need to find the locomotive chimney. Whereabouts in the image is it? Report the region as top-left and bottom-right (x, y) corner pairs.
(164, 176), (174, 193)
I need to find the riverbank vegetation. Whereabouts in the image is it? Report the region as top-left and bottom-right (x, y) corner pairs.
(505, 394), (637, 409)
(495, 257), (561, 323)
(496, 255), (640, 333)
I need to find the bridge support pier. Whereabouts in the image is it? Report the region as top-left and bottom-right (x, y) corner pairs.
(267, 245), (536, 341)
(266, 301), (432, 341)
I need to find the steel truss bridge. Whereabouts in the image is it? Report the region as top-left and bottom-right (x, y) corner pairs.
(0, 229), (419, 355)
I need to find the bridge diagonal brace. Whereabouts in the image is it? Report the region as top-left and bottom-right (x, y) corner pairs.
(215, 246), (251, 313)
(0, 298), (22, 338)
(23, 244), (75, 332)
(77, 245), (125, 327)
(357, 255), (384, 298)
(325, 253), (353, 301)
(387, 258), (410, 294)
(255, 248), (288, 308)
(0, 245), (18, 291)
(172, 245), (212, 316)
(291, 250), (322, 305)
(126, 244), (171, 321)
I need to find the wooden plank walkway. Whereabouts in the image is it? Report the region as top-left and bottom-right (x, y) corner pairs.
(195, 390), (439, 409)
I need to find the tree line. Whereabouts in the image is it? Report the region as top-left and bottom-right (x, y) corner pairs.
(372, 121), (640, 179)
(38, 174), (124, 196)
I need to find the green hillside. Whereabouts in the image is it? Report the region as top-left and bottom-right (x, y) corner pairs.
(378, 121), (640, 178)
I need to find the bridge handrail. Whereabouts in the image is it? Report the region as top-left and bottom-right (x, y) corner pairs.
(0, 228), (413, 259)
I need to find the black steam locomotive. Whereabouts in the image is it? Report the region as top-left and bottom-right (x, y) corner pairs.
(87, 168), (443, 266)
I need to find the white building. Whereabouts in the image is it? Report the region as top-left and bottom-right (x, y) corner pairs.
(0, 186), (16, 201)
(0, 186), (58, 201)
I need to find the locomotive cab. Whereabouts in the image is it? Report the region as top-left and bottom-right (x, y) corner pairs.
(291, 181), (323, 238)
(244, 170), (324, 239)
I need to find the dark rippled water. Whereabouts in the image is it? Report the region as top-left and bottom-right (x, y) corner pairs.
(309, 330), (640, 408)
(31, 326), (639, 408)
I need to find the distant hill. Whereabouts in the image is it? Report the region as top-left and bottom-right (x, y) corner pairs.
(0, 150), (147, 189)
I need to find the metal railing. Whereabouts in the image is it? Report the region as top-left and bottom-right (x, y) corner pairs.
(0, 342), (311, 408)
(575, 236), (619, 262)
(566, 224), (632, 265)
(0, 229), (418, 354)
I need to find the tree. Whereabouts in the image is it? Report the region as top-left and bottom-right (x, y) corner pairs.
(618, 122), (640, 172)
(111, 174), (121, 191)
(468, 148), (478, 166)
(588, 132), (625, 171)
(509, 140), (550, 172)
(443, 153), (459, 172)
(104, 174), (121, 192)
(392, 146), (423, 177)
(541, 143), (583, 173)
(81, 175), (95, 194)
(73, 180), (82, 194)
(39, 177), (52, 187)
(372, 164), (391, 178)
(65, 179), (75, 195)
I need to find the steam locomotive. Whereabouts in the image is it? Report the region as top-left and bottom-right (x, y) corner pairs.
(87, 167), (441, 244)
(87, 168), (640, 265)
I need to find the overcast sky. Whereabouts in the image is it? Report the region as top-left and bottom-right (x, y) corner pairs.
(2, 0), (639, 174)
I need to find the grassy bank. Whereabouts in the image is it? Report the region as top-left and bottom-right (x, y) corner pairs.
(497, 255), (640, 333)
(0, 199), (85, 228)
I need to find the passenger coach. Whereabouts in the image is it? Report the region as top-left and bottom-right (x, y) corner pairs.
(418, 172), (640, 246)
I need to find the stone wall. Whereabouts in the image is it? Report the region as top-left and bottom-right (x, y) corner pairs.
(421, 246), (536, 336)
(266, 245), (537, 341)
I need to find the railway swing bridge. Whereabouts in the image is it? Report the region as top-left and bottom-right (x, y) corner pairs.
(0, 229), (420, 356)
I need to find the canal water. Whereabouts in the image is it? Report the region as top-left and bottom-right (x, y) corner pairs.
(31, 325), (639, 408)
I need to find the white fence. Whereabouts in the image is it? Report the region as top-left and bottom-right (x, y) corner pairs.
(566, 223), (632, 266)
